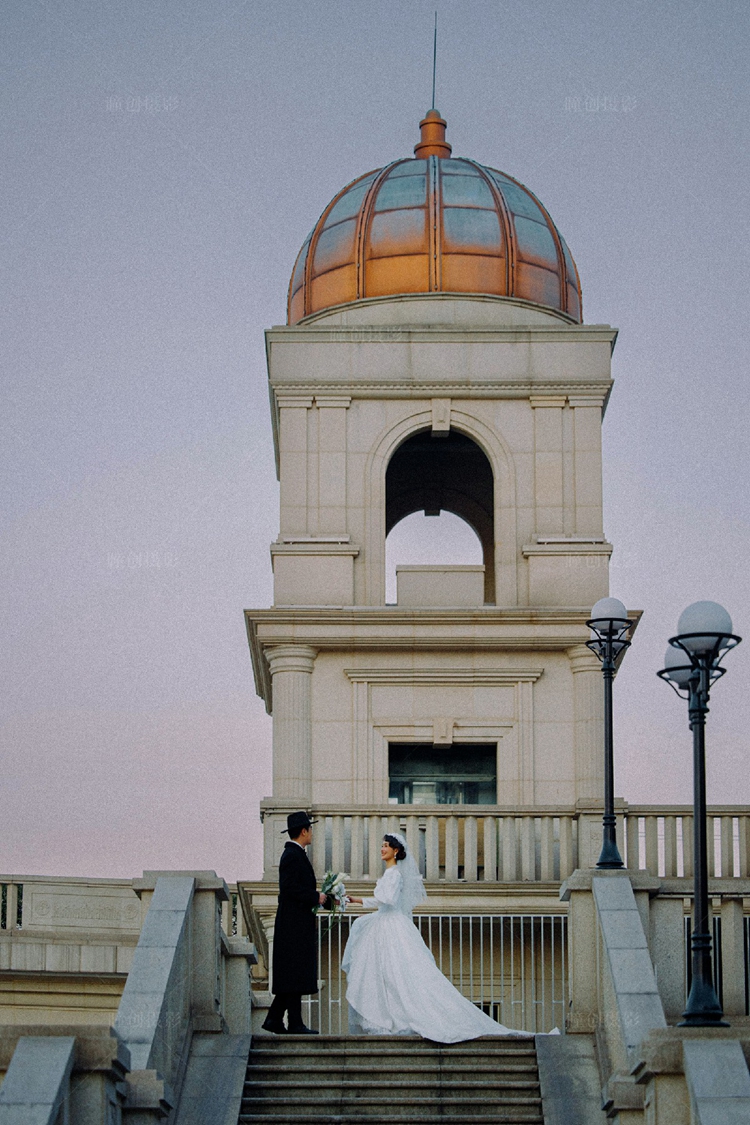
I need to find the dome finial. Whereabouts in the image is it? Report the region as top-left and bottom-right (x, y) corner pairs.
(414, 108), (452, 159)
(415, 13), (451, 158)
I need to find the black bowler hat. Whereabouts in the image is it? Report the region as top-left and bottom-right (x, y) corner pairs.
(283, 811), (318, 835)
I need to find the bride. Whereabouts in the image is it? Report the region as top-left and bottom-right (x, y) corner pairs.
(341, 832), (532, 1043)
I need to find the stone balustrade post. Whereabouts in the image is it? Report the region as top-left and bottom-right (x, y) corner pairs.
(222, 936), (257, 1035)
(132, 871), (229, 1033)
(649, 895), (686, 1023)
(266, 644), (318, 804)
(721, 897), (746, 1016)
(560, 870), (599, 1035)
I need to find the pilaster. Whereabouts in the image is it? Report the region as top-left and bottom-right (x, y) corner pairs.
(530, 396), (566, 537)
(315, 396), (351, 535)
(277, 396), (313, 537)
(568, 396), (605, 538)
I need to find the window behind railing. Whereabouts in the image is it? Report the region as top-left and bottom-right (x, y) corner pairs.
(389, 743), (497, 805)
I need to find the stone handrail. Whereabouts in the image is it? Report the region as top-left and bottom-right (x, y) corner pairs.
(113, 871), (256, 1119)
(564, 868), (750, 1123)
(0, 1036), (75, 1124)
(0, 1027), (130, 1124)
(593, 874), (667, 1074)
(113, 875), (197, 1113)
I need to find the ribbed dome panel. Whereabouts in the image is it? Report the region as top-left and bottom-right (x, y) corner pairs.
(288, 123), (582, 324)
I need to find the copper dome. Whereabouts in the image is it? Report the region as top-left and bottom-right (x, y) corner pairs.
(288, 110), (582, 324)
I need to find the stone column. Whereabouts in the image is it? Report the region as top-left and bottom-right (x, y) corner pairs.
(568, 644), (605, 866)
(267, 644), (318, 804)
(568, 644), (604, 801)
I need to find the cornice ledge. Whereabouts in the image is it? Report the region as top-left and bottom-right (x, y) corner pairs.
(271, 540), (360, 557)
(344, 667), (544, 684)
(269, 381), (614, 400)
(266, 325), (618, 342)
(245, 606), (598, 624)
(522, 540), (614, 557)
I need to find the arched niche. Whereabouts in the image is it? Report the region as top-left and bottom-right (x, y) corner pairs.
(385, 429), (495, 604)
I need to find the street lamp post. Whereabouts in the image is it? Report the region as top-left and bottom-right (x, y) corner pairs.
(587, 597), (633, 869)
(658, 600), (741, 1027)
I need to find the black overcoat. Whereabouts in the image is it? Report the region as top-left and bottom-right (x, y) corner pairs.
(271, 841), (320, 995)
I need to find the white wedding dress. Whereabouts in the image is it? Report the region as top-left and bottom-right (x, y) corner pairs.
(341, 856), (532, 1043)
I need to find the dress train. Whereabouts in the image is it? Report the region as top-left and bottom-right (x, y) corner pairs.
(341, 864), (533, 1044)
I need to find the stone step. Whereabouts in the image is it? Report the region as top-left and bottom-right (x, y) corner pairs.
(242, 1096), (542, 1109)
(253, 1035), (534, 1050)
(247, 1062), (539, 1080)
(250, 1043), (537, 1058)
(245, 1078), (541, 1092)
(241, 1035), (543, 1125)
(237, 1111), (541, 1120)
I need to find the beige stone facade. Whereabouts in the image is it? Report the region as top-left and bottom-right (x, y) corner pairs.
(247, 292), (626, 883)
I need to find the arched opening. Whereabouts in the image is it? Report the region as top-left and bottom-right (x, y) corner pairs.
(385, 429), (495, 603)
(385, 510), (483, 603)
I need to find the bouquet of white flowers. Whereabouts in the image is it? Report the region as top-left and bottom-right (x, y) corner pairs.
(315, 870), (350, 934)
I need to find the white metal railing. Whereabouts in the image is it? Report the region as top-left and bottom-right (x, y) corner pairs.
(302, 912), (567, 1035)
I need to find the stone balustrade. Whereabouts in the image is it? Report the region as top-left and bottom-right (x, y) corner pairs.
(0, 875), (249, 1031)
(261, 802), (581, 883)
(0, 875), (248, 937)
(260, 802), (750, 886)
(625, 806), (750, 878)
(0, 872), (256, 1125)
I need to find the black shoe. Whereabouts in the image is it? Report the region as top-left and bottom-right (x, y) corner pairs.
(287, 1024), (319, 1035)
(261, 1017), (289, 1034)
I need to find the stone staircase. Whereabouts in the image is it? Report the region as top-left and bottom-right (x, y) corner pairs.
(238, 1035), (544, 1124)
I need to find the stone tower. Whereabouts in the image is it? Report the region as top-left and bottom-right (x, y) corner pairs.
(246, 111), (618, 885)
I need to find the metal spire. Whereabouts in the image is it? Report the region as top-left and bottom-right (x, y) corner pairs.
(431, 12), (438, 110)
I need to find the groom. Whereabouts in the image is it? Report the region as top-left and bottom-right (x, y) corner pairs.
(262, 811), (328, 1035)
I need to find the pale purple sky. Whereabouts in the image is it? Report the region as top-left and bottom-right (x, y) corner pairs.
(2, 1), (749, 881)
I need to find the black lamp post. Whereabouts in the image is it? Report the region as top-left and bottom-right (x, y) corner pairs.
(587, 597), (633, 869)
(657, 600), (741, 1027)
